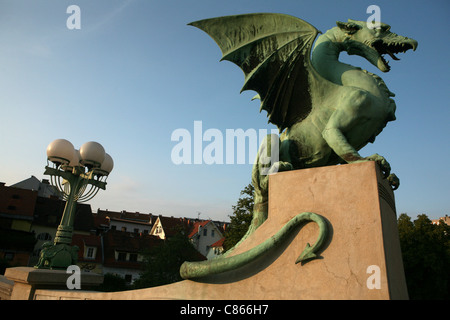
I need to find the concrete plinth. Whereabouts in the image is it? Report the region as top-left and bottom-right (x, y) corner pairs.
(5, 267), (103, 300)
(31, 161), (408, 300)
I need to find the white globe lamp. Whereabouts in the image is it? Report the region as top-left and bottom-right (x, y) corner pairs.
(79, 141), (106, 168)
(98, 153), (114, 176)
(46, 139), (76, 166)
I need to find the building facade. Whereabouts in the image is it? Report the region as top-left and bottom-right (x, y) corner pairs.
(188, 220), (224, 257)
(1, 177), (230, 284)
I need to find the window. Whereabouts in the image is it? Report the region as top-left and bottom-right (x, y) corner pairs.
(111, 225), (116, 231)
(37, 233), (52, 241)
(129, 253), (138, 262)
(117, 252), (127, 261)
(86, 247), (95, 259)
(121, 227), (127, 232)
(134, 228), (139, 233)
(203, 228), (207, 236)
(211, 229), (215, 237)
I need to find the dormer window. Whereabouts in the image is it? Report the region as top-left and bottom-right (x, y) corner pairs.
(84, 246), (97, 259)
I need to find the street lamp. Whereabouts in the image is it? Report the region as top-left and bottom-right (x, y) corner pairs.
(34, 139), (113, 269)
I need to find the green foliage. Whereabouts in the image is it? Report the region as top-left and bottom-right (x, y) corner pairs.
(133, 228), (204, 289)
(223, 183), (254, 252)
(97, 273), (129, 292)
(398, 213), (450, 299)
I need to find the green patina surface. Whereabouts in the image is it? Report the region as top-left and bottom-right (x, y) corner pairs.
(183, 13), (417, 279)
(34, 166), (106, 270)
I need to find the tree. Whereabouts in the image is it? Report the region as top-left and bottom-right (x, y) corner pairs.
(133, 227), (204, 289)
(223, 183), (254, 252)
(97, 273), (129, 292)
(398, 213), (450, 299)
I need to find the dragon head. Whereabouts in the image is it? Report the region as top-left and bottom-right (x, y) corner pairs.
(336, 19), (418, 72)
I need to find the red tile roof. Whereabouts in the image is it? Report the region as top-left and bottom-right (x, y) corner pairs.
(72, 230), (164, 270)
(96, 209), (153, 223)
(211, 237), (225, 248)
(72, 233), (102, 263)
(157, 216), (194, 238)
(102, 230), (163, 269)
(187, 220), (211, 239)
(33, 196), (94, 231)
(0, 184), (37, 218)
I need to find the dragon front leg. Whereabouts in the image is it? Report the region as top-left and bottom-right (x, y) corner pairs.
(322, 125), (399, 191)
(321, 90), (400, 190)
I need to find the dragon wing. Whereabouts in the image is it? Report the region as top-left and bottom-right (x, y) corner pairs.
(189, 13), (321, 132)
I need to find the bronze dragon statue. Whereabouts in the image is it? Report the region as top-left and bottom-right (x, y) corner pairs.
(180, 13), (417, 279)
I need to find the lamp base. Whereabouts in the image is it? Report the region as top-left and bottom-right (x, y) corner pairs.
(34, 243), (79, 270)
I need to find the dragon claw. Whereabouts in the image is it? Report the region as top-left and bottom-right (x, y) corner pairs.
(365, 153), (391, 178)
(387, 173), (400, 190)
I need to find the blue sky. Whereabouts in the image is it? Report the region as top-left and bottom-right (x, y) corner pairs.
(0, 0), (448, 222)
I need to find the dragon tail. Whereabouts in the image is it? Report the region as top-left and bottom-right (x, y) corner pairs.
(180, 212), (328, 279)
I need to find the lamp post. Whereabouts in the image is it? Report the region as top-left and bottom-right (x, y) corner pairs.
(34, 139), (113, 270)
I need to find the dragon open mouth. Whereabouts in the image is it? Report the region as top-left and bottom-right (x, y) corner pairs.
(372, 39), (417, 71)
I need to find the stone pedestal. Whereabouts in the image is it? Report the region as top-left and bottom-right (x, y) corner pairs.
(30, 162), (408, 300)
(4, 267), (103, 300)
